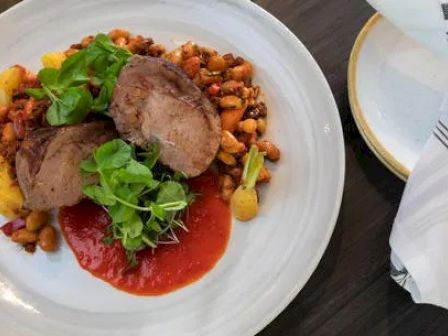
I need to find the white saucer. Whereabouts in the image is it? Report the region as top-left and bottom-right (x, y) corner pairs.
(348, 13), (448, 180)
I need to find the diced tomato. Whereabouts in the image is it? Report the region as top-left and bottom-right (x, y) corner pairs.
(182, 56), (201, 78)
(1, 218), (25, 237)
(13, 114), (25, 140)
(207, 83), (221, 96)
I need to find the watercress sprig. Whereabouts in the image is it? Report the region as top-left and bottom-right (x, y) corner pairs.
(80, 139), (193, 268)
(26, 34), (131, 126)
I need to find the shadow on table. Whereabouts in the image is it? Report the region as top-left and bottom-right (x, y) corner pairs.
(384, 278), (448, 335)
(341, 96), (405, 206)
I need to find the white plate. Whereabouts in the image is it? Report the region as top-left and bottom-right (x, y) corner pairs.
(0, 1), (344, 335)
(348, 13), (448, 180)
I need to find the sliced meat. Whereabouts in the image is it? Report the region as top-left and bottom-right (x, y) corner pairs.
(109, 55), (221, 177)
(16, 121), (117, 211)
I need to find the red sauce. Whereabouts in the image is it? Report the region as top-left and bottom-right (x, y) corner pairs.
(59, 171), (231, 296)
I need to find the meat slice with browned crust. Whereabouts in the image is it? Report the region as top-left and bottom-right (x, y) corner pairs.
(109, 55), (221, 177)
(16, 121), (117, 211)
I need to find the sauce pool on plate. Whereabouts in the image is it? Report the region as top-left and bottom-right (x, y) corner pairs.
(59, 171), (231, 296)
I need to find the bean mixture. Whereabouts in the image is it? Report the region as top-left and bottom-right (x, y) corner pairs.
(0, 67), (49, 167)
(0, 28), (280, 254)
(71, 29), (280, 201)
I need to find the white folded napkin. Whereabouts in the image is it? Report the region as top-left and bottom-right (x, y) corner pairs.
(390, 107), (448, 308)
(365, 0), (448, 308)
(367, 0), (448, 61)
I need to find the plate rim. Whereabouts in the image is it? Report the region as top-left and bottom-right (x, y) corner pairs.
(0, 0), (346, 335)
(348, 12), (409, 181)
(242, 5), (346, 335)
(232, 2), (345, 335)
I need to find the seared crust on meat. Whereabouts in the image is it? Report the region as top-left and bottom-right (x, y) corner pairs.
(109, 55), (221, 177)
(16, 121), (117, 211)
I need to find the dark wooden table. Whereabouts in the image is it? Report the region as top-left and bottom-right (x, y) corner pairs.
(1, 0), (447, 335)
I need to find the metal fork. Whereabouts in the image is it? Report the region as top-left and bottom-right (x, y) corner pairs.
(434, 119), (448, 149)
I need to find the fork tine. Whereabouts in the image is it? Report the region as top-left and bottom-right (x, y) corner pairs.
(438, 119), (448, 133)
(434, 130), (448, 149)
(435, 122), (448, 144)
(436, 122), (448, 142)
(434, 126), (448, 150)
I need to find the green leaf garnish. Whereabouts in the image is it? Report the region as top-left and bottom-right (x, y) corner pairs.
(242, 145), (264, 190)
(57, 50), (89, 88)
(157, 181), (187, 205)
(45, 87), (93, 126)
(94, 139), (132, 170)
(83, 184), (116, 206)
(81, 140), (193, 268)
(28, 33), (132, 126)
(37, 68), (61, 91)
(25, 88), (47, 99)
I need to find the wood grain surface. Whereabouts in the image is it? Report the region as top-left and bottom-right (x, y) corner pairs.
(1, 0), (447, 335)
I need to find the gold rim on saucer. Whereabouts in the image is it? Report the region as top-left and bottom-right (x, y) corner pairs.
(347, 13), (409, 181)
